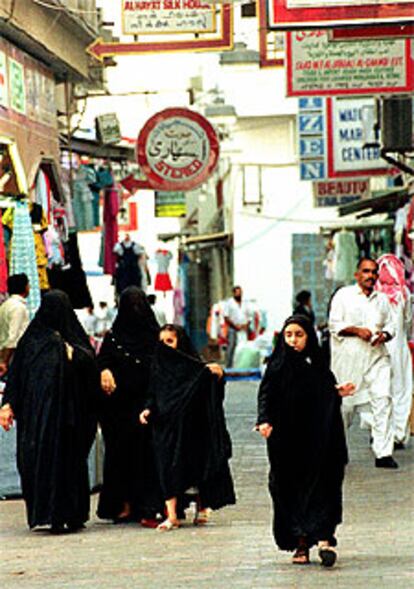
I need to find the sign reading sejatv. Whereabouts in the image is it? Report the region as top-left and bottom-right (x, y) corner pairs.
(137, 108), (219, 191)
(287, 31), (413, 96)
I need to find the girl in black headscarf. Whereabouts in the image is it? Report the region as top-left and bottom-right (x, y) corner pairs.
(97, 286), (163, 524)
(0, 290), (98, 532)
(257, 315), (353, 567)
(139, 324), (235, 531)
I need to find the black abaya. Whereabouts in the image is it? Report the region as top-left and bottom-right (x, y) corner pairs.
(2, 290), (98, 529)
(97, 286), (163, 520)
(257, 315), (348, 550)
(147, 341), (236, 510)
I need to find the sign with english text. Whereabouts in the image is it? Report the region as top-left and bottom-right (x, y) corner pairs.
(298, 97), (327, 181)
(286, 31), (413, 97)
(326, 97), (390, 178)
(313, 178), (370, 207)
(137, 108), (219, 191)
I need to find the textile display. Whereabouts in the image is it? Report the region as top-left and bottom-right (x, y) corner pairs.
(30, 203), (50, 290)
(0, 217), (8, 293)
(154, 250), (173, 292)
(103, 187), (119, 276)
(332, 229), (359, 283)
(72, 165), (95, 231)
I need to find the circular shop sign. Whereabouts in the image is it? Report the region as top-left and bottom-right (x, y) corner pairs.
(137, 108), (219, 191)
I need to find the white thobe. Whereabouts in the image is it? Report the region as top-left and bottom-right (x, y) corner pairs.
(386, 289), (413, 444)
(329, 284), (396, 458)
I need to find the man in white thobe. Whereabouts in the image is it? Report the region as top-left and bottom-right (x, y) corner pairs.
(329, 258), (398, 469)
(0, 273), (30, 377)
(224, 286), (250, 368)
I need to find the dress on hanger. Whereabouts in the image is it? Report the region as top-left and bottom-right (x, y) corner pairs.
(154, 249), (173, 292)
(333, 229), (359, 284)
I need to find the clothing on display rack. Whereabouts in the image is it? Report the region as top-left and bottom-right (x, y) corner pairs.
(154, 249), (173, 292)
(102, 173), (119, 276)
(72, 164), (95, 232)
(332, 229), (359, 283)
(113, 236), (145, 295)
(29, 203), (50, 290)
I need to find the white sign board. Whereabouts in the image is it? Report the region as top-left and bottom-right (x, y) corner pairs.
(122, 0), (215, 34)
(330, 97), (388, 174)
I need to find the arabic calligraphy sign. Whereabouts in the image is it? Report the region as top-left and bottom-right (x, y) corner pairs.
(286, 31), (413, 96)
(137, 108), (219, 191)
(122, 0), (216, 35)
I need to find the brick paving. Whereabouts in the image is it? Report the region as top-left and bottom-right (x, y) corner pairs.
(0, 381), (413, 588)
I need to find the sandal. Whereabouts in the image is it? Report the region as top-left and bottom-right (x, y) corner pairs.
(156, 518), (180, 531)
(318, 546), (337, 568)
(292, 546), (310, 565)
(193, 508), (210, 526)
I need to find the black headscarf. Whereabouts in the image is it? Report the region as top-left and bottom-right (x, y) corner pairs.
(160, 324), (200, 360)
(111, 286), (159, 357)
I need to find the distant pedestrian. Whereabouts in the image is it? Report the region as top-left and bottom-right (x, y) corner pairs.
(293, 290), (315, 325)
(147, 293), (167, 327)
(329, 258), (398, 469)
(375, 254), (412, 449)
(0, 273), (30, 377)
(0, 290), (98, 533)
(224, 286), (249, 368)
(257, 315), (352, 566)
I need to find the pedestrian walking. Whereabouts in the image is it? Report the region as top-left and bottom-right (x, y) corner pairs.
(0, 273), (30, 377)
(139, 324), (235, 531)
(293, 290), (315, 325)
(257, 315), (352, 567)
(329, 257), (398, 468)
(0, 290), (98, 533)
(97, 286), (163, 525)
(375, 254), (413, 449)
(224, 286), (250, 368)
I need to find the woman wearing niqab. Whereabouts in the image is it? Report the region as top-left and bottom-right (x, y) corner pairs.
(97, 286), (163, 523)
(0, 290), (98, 532)
(257, 315), (349, 566)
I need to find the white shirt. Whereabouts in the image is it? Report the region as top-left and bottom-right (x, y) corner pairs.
(0, 295), (30, 352)
(224, 298), (249, 327)
(329, 284), (395, 392)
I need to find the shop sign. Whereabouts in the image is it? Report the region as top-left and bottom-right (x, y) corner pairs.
(155, 191), (187, 217)
(9, 59), (25, 115)
(25, 67), (56, 127)
(286, 31), (413, 97)
(268, 0), (414, 30)
(0, 51), (8, 108)
(137, 108), (219, 191)
(95, 113), (122, 144)
(326, 97), (390, 178)
(331, 24), (414, 42)
(88, 5), (232, 59)
(122, 0), (216, 35)
(298, 97), (327, 181)
(313, 178), (370, 207)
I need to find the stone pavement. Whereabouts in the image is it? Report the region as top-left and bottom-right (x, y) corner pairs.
(0, 381), (413, 589)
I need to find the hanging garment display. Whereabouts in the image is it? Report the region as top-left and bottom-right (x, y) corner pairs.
(72, 164), (95, 231)
(154, 249), (173, 291)
(103, 185), (119, 276)
(333, 229), (359, 283)
(34, 169), (51, 222)
(0, 214), (8, 294)
(4, 201), (41, 318)
(113, 237), (145, 295)
(29, 202), (50, 290)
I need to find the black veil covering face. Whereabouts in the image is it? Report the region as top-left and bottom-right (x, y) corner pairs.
(147, 325), (236, 511)
(257, 315), (348, 551)
(97, 286), (163, 520)
(3, 290), (98, 530)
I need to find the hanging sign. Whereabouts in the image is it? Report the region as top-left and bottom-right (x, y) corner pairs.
(268, 0), (414, 30)
(326, 97), (390, 178)
(313, 178), (370, 207)
(298, 97), (327, 181)
(137, 108), (219, 191)
(122, 0), (216, 35)
(286, 31), (413, 97)
(9, 59), (25, 115)
(155, 191), (187, 217)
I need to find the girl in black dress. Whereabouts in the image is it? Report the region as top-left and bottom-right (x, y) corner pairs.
(257, 315), (354, 566)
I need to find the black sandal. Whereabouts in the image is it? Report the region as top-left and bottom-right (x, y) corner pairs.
(318, 546), (337, 568)
(292, 546), (310, 565)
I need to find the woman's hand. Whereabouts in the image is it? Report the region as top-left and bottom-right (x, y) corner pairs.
(101, 369), (116, 395)
(0, 404), (14, 431)
(336, 382), (356, 397)
(257, 422), (273, 439)
(139, 409), (151, 425)
(65, 343), (74, 361)
(207, 363), (224, 379)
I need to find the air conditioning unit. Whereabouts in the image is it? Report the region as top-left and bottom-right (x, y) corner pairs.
(381, 96), (413, 152)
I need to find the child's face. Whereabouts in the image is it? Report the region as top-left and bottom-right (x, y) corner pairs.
(284, 323), (308, 352)
(159, 328), (178, 349)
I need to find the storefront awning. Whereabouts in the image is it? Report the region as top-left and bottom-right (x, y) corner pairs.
(59, 135), (135, 162)
(183, 232), (231, 246)
(338, 188), (409, 218)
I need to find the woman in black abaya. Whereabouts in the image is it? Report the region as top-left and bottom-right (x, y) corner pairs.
(257, 315), (352, 567)
(0, 290), (98, 532)
(139, 324), (235, 531)
(97, 286), (163, 524)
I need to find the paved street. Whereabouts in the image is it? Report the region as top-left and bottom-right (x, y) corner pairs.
(1, 381), (413, 589)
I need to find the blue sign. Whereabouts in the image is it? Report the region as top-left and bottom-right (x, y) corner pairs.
(299, 97), (323, 111)
(300, 161), (326, 181)
(299, 137), (325, 158)
(298, 113), (324, 134)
